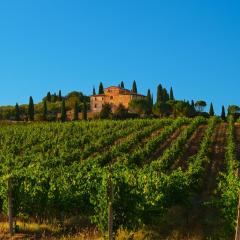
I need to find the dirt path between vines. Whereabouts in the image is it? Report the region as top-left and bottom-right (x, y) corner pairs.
(145, 125), (188, 164)
(172, 124), (207, 170)
(189, 122), (227, 237)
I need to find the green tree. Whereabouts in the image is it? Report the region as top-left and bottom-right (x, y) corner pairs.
(47, 92), (51, 102)
(170, 87), (174, 101)
(28, 96), (34, 121)
(15, 103), (20, 121)
(113, 104), (128, 119)
(209, 102), (214, 116)
(221, 105), (226, 121)
(153, 102), (172, 117)
(157, 84), (163, 103)
(99, 82), (104, 94)
(100, 104), (112, 119)
(58, 90), (62, 101)
(120, 81), (125, 88)
(146, 89), (152, 114)
(195, 100), (207, 112)
(61, 99), (67, 122)
(162, 88), (169, 102)
(43, 100), (48, 121)
(132, 80), (137, 93)
(129, 99), (149, 115)
(83, 101), (88, 120)
(73, 101), (79, 121)
(93, 86), (96, 95)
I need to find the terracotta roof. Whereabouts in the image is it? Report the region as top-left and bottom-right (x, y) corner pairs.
(90, 94), (106, 97)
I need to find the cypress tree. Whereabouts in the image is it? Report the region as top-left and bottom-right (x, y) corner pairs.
(209, 102), (214, 116)
(93, 86), (96, 95)
(28, 96), (34, 121)
(170, 87), (174, 101)
(132, 80), (137, 93)
(47, 92), (51, 102)
(15, 103), (20, 121)
(99, 82), (104, 94)
(162, 88), (169, 102)
(157, 84), (163, 103)
(83, 101), (88, 120)
(61, 99), (67, 122)
(120, 81), (125, 88)
(146, 89), (152, 114)
(58, 90), (62, 101)
(221, 106), (226, 121)
(73, 101), (79, 121)
(191, 100), (195, 108)
(151, 94), (154, 107)
(43, 100), (48, 121)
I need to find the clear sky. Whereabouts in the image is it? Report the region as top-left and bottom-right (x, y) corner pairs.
(0, 0), (240, 113)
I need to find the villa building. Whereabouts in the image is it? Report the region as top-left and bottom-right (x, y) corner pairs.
(90, 86), (146, 113)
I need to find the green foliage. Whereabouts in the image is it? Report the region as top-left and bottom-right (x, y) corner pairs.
(28, 96), (34, 121)
(61, 99), (66, 122)
(100, 104), (112, 119)
(120, 81), (125, 88)
(132, 80), (137, 93)
(99, 82), (104, 94)
(157, 84), (163, 103)
(221, 106), (226, 121)
(170, 87), (174, 101)
(112, 104), (129, 120)
(73, 101), (79, 121)
(216, 116), (240, 233)
(195, 100), (207, 112)
(93, 86), (96, 95)
(15, 103), (20, 121)
(209, 102), (214, 116)
(129, 99), (149, 115)
(43, 100), (48, 121)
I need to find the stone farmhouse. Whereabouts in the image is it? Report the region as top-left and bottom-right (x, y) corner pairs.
(90, 86), (146, 113)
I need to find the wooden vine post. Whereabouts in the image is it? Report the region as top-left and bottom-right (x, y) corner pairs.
(108, 166), (113, 240)
(8, 177), (14, 237)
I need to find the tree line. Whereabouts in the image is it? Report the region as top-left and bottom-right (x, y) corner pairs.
(0, 80), (233, 122)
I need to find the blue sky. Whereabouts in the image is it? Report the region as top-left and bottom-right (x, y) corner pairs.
(0, 0), (240, 113)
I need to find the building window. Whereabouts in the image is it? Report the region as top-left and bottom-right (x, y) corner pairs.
(95, 97), (97, 101)
(102, 97), (104, 100)
(110, 96), (113, 100)
(95, 104), (97, 108)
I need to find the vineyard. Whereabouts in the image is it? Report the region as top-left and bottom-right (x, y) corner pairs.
(0, 117), (239, 239)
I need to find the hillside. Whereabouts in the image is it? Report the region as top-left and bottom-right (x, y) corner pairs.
(0, 117), (239, 239)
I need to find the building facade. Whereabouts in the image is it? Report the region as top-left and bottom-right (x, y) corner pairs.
(90, 86), (146, 113)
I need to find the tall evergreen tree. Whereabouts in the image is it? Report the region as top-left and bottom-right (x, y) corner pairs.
(47, 92), (51, 102)
(99, 82), (104, 94)
(209, 102), (214, 116)
(58, 90), (62, 101)
(132, 80), (137, 93)
(162, 88), (169, 102)
(170, 87), (174, 100)
(191, 100), (195, 108)
(15, 103), (20, 121)
(28, 96), (34, 121)
(120, 81), (125, 89)
(43, 100), (48, 121)
(83, 101), (88, 120)
(73, 101), (79, 121)
(93, 86), (96, 95)
(61, 99), (67, 122)
(157, 84), (163, 103)
(146, 89), (152, 114)
(221, 106), (226, 121)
